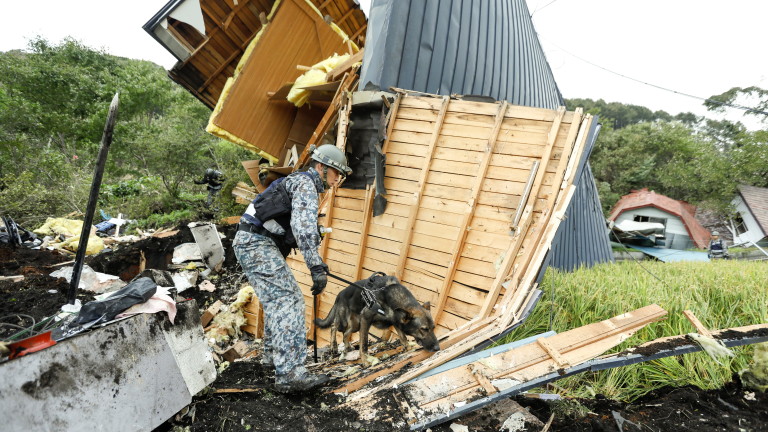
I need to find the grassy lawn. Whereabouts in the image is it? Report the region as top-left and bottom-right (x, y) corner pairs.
(503, 260), (768, 401)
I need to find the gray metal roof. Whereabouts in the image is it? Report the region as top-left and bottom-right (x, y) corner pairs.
(361, 0), (563, 108)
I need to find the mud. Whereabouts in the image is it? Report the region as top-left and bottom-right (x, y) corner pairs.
(2, 229), (767, 432)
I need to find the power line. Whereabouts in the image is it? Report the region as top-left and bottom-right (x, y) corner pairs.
(540, 37), (768, 117)
(530, 0), (561, 17)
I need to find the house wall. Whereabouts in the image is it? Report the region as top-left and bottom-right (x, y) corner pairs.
(615, 207), (692, 249)
(730, 195), (766, 245)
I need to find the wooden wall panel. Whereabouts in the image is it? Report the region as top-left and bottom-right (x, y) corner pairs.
(290, 93), (592, 354)
(208, 0), (353, 160)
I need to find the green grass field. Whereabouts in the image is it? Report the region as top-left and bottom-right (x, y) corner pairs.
(503, 260), (768, 401)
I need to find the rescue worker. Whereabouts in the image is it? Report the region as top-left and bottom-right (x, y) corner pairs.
(194, 168), (225, 207)
(232, 145), (351, 393)
(708, 231), (729, 259)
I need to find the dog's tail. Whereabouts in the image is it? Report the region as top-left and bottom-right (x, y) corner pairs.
(313, 302), (338, 329)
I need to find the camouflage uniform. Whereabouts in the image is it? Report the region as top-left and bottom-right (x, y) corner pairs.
(233, 169), (325, 377)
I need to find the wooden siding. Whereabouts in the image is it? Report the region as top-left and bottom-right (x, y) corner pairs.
(286, 93), (594, 373)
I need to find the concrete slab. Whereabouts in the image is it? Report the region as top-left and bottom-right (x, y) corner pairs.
(0, 301), (215, 432)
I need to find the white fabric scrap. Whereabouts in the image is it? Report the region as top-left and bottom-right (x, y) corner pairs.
(116, 286), (177, 324)
(688, 333), (734, 364)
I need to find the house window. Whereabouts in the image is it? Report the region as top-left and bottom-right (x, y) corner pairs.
(633, 215), (667, 226)
(733, 215), (748, 235)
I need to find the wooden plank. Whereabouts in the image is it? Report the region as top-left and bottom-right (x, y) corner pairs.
(682, 310), (713, 338)
(326, 47), (365, 81)
(294, 69), (358, 169)
(394, 96), (450, 279)
(468, 365), (498, 396)
(537, 337), (569, 368)
(398, 95), (573, 123)
(434, 102), (508, 325)
(500, 112), (586, 324)
(409, 305), (667, 412)
(354, 185), (375, 280)
(477, 106), (567, 319)
(380, 93), (403, 154)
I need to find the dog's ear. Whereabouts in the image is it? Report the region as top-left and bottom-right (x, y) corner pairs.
(422, 301), (432, 312)
(396, 308), (412, 324)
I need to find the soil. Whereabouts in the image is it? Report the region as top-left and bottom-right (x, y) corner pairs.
(2, 227), (766, 432)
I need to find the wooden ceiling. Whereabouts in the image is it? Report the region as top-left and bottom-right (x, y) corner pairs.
(166, 0), (367, 108)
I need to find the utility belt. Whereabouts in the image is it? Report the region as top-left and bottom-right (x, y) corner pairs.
(238, 222), (293, 257)
(238, 222), (270, 237)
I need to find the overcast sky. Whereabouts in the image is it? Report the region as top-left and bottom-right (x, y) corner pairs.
(1, 0), (766, 125)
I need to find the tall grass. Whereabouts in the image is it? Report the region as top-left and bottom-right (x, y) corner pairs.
(502, 260), (768, 401)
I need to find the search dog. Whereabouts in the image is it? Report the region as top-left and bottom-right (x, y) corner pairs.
(314, 273), (440, 366)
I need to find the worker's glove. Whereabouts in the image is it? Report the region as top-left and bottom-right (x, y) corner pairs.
(310, 263), (328, 295)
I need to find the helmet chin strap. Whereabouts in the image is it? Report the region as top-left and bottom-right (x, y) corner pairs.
(321, 164), (330, 189)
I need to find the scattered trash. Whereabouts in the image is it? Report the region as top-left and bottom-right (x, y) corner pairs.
(199, 280), (216, 292)
(172, 271), (199, 293)
(500, 412), (526, 432)
(204, 286), (254, 346)
(201, 300), (223, 328)
(688, 333), (735, 364)
(448, 423), (468, 432)
(50, 265), (126, 294)
(739, 342), (768, 392)
(172, 243), (203, 264)
(188, 222), (225, 272)
(115, 286), (177, 324)
(68, 277), (158, 329)
(612, 410), (641, 432)
(33, 217), (104, 254)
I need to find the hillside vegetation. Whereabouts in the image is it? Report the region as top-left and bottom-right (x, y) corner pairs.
(1, 37), (766, 227)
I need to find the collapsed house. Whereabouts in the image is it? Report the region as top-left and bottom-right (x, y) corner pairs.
(143, 0), (622, 407)
(730, 184), (768, 248)
(609, 188), (710, 250)
(137, 0), (767, 428)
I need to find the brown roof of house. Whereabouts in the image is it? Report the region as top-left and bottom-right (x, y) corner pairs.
(738, 184), (768, 235)
(608, 188), (710, 248)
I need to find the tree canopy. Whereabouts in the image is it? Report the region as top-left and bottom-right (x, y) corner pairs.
(0, 37), (252, 227)
(1, 37), (766, 228)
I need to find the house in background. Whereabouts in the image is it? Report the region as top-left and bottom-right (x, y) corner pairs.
(608, 189), (709, 250)
(729, 185), (768, 246)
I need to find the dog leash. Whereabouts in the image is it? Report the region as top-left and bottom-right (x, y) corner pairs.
(325, 271), (386, 315)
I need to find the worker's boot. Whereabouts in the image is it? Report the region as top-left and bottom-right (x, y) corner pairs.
(274, 366), (330, 393)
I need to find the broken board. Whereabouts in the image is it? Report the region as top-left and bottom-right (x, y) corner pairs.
(284, 91), (596, 396)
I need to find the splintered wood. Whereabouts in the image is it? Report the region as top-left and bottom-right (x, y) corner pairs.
(287, 91), (595, 395)
(344, 305), (667, 427)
